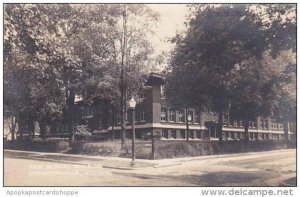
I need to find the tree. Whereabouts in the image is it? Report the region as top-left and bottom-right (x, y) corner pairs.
(229, 57), (273, 142)
(111, 4), (159, 147)
(251, 4), (296, 142)
(166, 4), (296, 143)
(4, 4), (121, 144)
(4, 4), (159, 147)
(247, 4), (296, 57)
(166, 4), (266, 143)
(262, 50), (296, 142)
(227, 5), (296, 142)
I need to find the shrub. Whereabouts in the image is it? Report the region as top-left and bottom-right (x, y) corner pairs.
(135, 147), (152, 159)
(70, 141), (118, 156)
(155, 141), (202, 159)
(119, 143), (152, 159)
(152, 140), (293, 159)
(4, 138), (69, 152)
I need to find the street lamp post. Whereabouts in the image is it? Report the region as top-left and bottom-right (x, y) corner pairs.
(128, 97), (136, 166)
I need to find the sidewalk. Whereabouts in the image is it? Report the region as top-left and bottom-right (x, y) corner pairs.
(4, 149), (294, 170)
(4, 149), (155, 170)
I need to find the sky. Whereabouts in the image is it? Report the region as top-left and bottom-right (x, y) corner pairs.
(147, 4), (189, 55)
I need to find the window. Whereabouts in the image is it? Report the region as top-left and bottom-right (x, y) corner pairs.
(178, 110), (184, 123)
(279, 134), (284, 140)
(230, 132), (234, 139)
(189, 130), (194, 139)
(140, 109), (146, 122)
(271, 120), (277, 129)
(234, 132), (238, 139)
(239, 120), (243, 127)
(188, 111), (193, 123)
(222, 132), (226, 138)
(169, 109), (175, 122)
(260, 119), (264, 128)
(258, 134), (262, 140)
(171, 130), (176, 138)
(233, 121), (238, 127)
(249, 121), (252, 128)
(223, 114), (230, 125)
(195, 113), (200, 124)
(250, 132), (253, 140)
(163, 130), (168, 138)
(135, 111), (139, 122)
(225, 132), (230, 138)
(180, 130), (185, 139)
(265, 120), (269, 129)
(161, 107), (167, 122)
(160, 86), (165, 98)
(196, 131), (202, 139)
(253, 120), (257, 128)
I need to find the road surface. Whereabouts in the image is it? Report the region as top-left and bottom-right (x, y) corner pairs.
(4, 149), (296, 186)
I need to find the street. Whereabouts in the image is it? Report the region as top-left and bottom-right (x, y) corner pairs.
(4, 149), (296, 186)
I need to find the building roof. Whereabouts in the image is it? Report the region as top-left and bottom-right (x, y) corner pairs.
(145, 72), (165, 86)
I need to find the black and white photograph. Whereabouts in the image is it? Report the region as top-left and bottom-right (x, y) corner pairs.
(2, 0), (297, 193)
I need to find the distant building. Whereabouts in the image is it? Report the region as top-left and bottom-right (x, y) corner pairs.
(108, 73), (290, 141)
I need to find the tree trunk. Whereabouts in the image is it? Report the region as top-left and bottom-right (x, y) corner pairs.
(19, 113), (25, 140)
(121, 108), (126, 147)
(28, 115), (35, 140)
(283, 120), (289, 144)
(218, 111), (223, 144)
(39, 121), (46, 139)
(243, 119), (249, 143)
(68, 88), (76, 146)
(111, 110), (115, 141)
(28, 122), (33, 140)
(11, 115), (16, 141)
(111, 125), (114, 141)
(120, 5), (128, 149)
(31, 123), (35, 139)
(186, 107), (189, 141)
